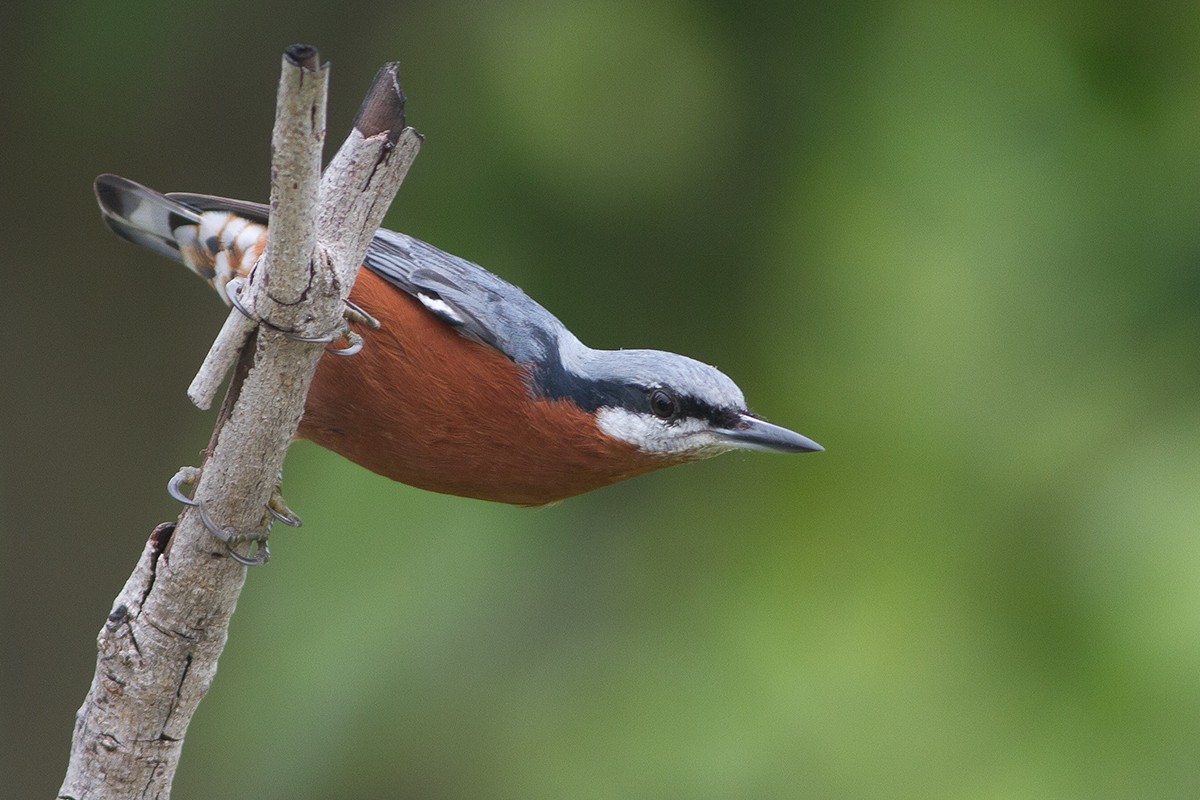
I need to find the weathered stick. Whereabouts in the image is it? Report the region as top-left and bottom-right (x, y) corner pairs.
(58, 47), (421, 799)
(186, 45), (327, 409)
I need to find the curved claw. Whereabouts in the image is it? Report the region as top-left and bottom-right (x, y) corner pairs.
(225, 540), (270, 566)
(196, 501), (271, 566)
(168, 467), (202, 507)
(226, 277), (253, 320)
(327, 330), (363, 357)
(281, 329), (340, 345)
(283, 327), (363, 356)
(196, 501), (248, 544)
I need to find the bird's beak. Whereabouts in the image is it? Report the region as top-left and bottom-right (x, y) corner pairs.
(714, 413), (824, 454)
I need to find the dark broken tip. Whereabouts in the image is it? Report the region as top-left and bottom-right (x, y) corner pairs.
(149, 521), (176, 557)
(354, 62), (408, 146)
(107, 604), (130, 626)
(285, 43), (320, 71)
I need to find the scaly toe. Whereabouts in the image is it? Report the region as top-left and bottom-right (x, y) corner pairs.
(267, 490), (302, 527)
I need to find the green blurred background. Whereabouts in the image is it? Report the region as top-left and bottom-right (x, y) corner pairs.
(5, 0), (1200, 797)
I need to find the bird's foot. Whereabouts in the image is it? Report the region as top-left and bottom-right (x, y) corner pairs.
(226, 276), (371, 357)
(167, 467), (302, 566)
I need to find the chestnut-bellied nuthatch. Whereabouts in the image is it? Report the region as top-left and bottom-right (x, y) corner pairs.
(95, 174), (821, 508)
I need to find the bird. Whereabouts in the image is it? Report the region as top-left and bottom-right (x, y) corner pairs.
(94, 174), (821, 507)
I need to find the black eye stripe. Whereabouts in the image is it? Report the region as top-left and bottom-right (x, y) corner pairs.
(528, 341), (737, 426)
(677, 394), (735, 427)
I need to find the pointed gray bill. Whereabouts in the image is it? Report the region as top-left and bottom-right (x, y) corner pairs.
(715, 414), (824, 453)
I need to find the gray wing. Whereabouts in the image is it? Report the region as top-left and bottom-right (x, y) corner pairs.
(167, 192), (568, 364)
(364, 228), (569, 364)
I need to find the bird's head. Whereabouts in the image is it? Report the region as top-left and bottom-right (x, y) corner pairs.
(537, 343), (822, 462)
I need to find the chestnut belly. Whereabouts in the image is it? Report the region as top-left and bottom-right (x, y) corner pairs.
(298, 269), (664, 505)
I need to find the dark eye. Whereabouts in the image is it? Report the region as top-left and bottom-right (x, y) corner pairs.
(649, 388), (679, 420)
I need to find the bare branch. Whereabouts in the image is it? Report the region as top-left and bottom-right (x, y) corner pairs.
(59, 48), (419, 799)
(187, 47), (328, 409)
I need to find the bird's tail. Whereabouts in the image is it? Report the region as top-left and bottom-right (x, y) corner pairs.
(94, 174), (268, 304)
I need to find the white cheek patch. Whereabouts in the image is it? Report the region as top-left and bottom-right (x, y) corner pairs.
(595, 408), (733, 457)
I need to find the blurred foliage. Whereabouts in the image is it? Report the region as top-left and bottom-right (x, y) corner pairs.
(4, 0), (1200, 797)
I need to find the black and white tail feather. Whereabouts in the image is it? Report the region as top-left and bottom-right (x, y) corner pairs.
(95, 175), (204, 267)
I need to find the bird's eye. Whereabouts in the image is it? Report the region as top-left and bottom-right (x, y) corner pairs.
(649, 388), (679, 420)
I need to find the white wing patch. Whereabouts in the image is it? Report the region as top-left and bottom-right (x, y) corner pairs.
(417, 292), (465, 324)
